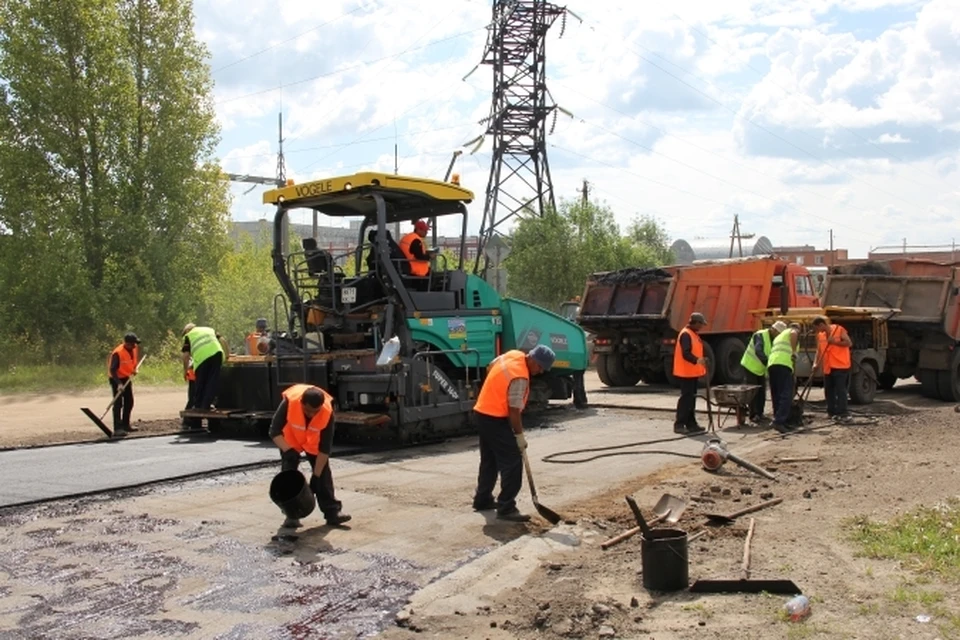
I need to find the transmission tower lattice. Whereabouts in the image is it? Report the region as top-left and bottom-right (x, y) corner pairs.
(473, 0), (574, 274)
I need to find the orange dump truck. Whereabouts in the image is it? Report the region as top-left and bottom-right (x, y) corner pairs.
(577, 257), (820, 386)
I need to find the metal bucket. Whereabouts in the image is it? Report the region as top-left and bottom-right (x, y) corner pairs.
(269, 470), (316, 519)
(640, 528), (689, 592)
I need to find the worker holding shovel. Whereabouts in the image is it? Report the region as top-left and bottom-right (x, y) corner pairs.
(108, 333), (141, 435)
(472, 344), (556, 523)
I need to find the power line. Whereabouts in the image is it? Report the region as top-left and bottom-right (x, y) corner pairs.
(563, 10), (927, 214)
(211, 5), (367, 75)
(549, 142), (885, 241)
(551, 81), (882, 219)
(214, 27), (485, 107)
(223, 123), (477, 161)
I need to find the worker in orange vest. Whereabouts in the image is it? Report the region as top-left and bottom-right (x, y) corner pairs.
(673, 313), (708, 435)
(107, 333), (141, 435)
(180, 359), (197, 428)
(398, 219), (435, 277)
(270, 384), (351, 529)
(813, 315), (853, 423)
(245, 318), (269, 355)
(472, 344), (556, 522)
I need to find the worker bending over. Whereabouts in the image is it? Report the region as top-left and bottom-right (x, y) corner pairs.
(813, 315), (853, 423)
(673, 313), (708, 435)
(739, 321), (786, 424)
(768, 323), (800, 433)
(181, 324), (225, 429)
(271, 384), (351, 529)
(398, 219), (436, 276)
(108, 332), (141, 435)
(472, 345), (556, 522)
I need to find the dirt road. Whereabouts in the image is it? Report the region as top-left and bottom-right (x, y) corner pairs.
(0, 385), (188, 447)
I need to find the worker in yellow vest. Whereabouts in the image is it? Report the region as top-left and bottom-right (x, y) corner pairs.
(471, 345), (556, 522)
(181, 324), (225, 429)
(739, 320), (786, 423)
(107, 332), (141, 435)
(673, 313), (708, 434)
(270, 384), (351, 529)
(768, 323), (800, 433)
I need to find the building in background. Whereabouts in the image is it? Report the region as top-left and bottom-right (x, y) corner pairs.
(868, 244), (960, 263)
(771, 244), (848, 267)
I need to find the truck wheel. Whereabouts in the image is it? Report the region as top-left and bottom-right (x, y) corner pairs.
(919, 369), (940, 399)
(664, 355), (678, 387)
(849, 361), (877, 405)
(713, 337), (746, 385)
(936, 350), (960, 401)
(601, 353), (642, 388)
(596, 354), (616, 387)
(877, 371), (896, 391)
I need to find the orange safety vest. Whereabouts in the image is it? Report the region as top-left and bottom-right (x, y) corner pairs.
(107, 344), (139, 379)
(281, 384), (334, 455)
(246, 332), (267, 355)
(398, 232), (430, 276)
(673, 327), (706, 378)
(817, 324), (851, 374)
(474, 350), (530, 418)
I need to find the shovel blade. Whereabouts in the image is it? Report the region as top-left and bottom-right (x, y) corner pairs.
(653, 493), (687, 524)
(534, 500), (562, 525)
(690, 579), (801, 595)
(81, 407), (113, 439)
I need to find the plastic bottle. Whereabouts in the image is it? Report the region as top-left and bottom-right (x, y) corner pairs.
(783, 595), (811, 622)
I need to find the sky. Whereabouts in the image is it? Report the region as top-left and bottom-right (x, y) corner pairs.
(196, 0), (960, 258)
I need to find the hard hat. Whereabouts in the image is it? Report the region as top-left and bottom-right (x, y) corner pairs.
(771, 321), (787, 333)
(413, 219), (430, 232)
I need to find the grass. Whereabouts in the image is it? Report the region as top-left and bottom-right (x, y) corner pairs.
(0, 359), (184, 393)
(845, 500), (960, 581)
(889, 585), (945, 606)
(681, 603), (713, 620)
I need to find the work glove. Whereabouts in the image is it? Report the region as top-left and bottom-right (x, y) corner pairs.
(515, 432), (528, 452)
(281, 448), (300, 469)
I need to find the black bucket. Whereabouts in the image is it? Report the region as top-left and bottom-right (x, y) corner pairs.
(640, 528), (689, 592)
(269, 470), (316, 519)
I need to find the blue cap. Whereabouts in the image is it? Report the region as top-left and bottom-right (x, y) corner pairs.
(528, 344), (556, 371)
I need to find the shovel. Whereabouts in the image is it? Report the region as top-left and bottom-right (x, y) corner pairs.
(704, 497), (782, 525)
(690, 518), (802, 594)
(601, 494), (687, 549)
(81, 355), (147, 438)
(520, 448), (562, 524)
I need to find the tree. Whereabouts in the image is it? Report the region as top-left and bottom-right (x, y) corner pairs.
(503, 198), (672, 311)
(626, 215), (674, 265)
(0, 0), (229, 363)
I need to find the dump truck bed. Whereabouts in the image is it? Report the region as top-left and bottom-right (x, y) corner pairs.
(579, 259), (785, 335)
(825, 260), (960, 339)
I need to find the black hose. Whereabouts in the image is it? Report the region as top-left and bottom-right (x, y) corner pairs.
(541, 434), (702, 464)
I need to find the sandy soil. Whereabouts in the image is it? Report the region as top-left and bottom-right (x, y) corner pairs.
(382, 401), (960, 640)
(0, 386), (188, 448)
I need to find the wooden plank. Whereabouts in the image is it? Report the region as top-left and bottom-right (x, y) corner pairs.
(336, 412), (392, 426)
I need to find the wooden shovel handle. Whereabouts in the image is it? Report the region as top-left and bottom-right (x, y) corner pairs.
(600, 513), (667, 550)
(728, 498), (782, 519)
(741, 518), (755, 580)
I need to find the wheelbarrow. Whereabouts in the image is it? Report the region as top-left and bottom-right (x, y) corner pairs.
(709, 384), (761, 428)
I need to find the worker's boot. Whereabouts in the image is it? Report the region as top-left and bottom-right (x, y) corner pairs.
(325, 513), (352, 527)
(282, 517), (301, 529)
(496, 507), (531, 523)
(685, 423), (706, 435)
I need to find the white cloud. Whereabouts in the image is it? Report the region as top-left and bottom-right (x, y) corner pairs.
(872, 132), (912, 143)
